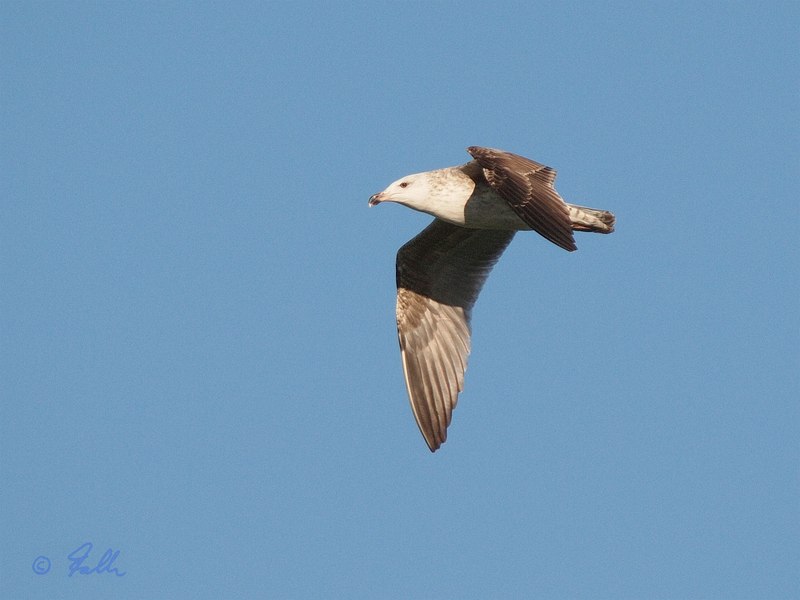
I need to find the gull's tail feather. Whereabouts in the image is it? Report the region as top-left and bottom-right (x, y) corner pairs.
(567, 204), (615, 234)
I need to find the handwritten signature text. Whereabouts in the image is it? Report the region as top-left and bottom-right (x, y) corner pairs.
(67, 542), (126, 577)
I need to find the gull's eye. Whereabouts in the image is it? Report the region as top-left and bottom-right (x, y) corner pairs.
(399, 182), (409, 188)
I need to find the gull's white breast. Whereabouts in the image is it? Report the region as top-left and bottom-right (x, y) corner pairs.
(426, 168), (532, 231)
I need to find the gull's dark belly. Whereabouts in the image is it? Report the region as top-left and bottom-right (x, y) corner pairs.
(460, 186), (532, 231)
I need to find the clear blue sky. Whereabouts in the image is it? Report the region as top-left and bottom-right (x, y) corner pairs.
(2, 2), (798, 599)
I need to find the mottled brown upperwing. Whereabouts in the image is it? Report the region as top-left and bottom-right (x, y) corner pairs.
(467, 146), (577, 252)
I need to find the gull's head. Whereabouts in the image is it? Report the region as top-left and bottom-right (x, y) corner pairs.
(368, 172), (432, 211)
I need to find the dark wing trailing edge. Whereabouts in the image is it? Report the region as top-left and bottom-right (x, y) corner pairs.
(396, 219), (515, 451)
(467, 146), (577, 251)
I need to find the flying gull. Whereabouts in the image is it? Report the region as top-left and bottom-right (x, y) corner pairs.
(369, 146), (615, 451)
